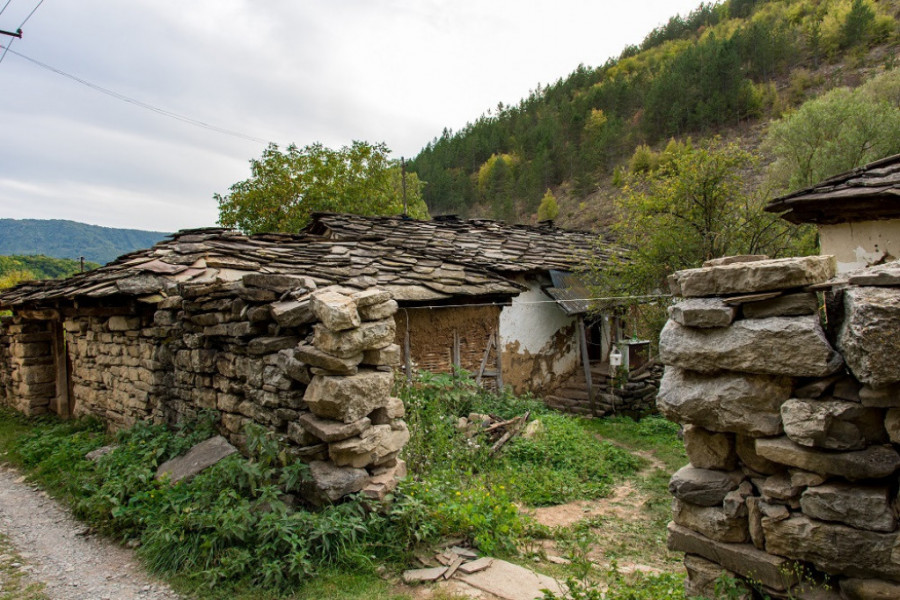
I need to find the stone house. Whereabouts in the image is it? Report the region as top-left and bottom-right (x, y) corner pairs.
(766, 152), (900, 273)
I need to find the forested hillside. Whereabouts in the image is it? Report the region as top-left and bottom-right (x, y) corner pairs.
(0, 255), (100, 283)
(0, 219), (168, 265)
(409, 0), (900, 225)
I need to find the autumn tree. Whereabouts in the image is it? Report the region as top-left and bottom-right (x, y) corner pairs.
(585, 139), (815, 298)
(765, 69), (900, 192)
(536, 189), (559, 222)
(216, 141), (429, 234)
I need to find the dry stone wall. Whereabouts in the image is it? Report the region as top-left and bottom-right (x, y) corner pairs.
(0, 316), (55, 415)
(0, 275), (408, 504)
(661, 256), (900, 599)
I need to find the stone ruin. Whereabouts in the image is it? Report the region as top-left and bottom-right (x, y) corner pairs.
(660, 255), (900, 599)
(0, 277), (409, 505)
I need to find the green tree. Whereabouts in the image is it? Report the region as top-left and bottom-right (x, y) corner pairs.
(536, 189), (560, 222)
(585, 139), (814, 298)
(216, 141), (429, 234)
(764, 71), (900, 192)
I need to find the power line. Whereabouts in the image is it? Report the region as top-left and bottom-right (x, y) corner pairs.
(0, 36), (12, 65)
(0, 0), (13, 18)
(0, 44), (272, 145)
(18, 0), (43, 28)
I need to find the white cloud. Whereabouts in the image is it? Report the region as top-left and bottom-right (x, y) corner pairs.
(0, 0), (703, 231)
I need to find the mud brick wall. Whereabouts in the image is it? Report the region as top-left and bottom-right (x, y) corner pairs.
(660, 256), (900, 600)
(0, 316), (55, 415)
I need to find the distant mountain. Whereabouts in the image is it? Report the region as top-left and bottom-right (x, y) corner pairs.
(0, 219), (169, 265)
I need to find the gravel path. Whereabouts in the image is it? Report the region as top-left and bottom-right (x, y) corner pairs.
(0, 464), (181, 600)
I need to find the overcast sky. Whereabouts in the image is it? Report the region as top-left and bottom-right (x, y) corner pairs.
(0, 0), (703, 232)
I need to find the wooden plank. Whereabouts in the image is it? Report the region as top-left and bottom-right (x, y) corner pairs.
(52, 321), (70, 419)
(475, 333), (494, 385)
(578, 320), (597, 417)
(496, 334), (503, 390)
(452, 330), (461, 369)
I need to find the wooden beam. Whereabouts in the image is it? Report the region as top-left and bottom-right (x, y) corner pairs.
(578, 319), (597, 417)
(451, 330), (461, 370)
(52, 321), (70, 419)
(475, 333), (494, 385)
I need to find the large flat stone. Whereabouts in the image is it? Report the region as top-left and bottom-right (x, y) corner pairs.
(670, 255), (836, 297)
(673, 498), (750, 542)
(837, 286), (900, 387)
(755, 437), (900, 481)
(800, 483), (896, 533)
(329, 423), (410, 468)
(298, 413), (371, 443)
(781, 398), (886, 451)
(270, 297), (314, 327)
(659, 316), (843, 378)
(156, 436), (238, 483)
(304, 460), (368, 504)
(669, 465), (744, 506)
(295, 344), (363, 374)
(304, 370), (393, 423)
(742, 292), (819, 319)
(847, 260), (900, 286)
(840, 578), (900, 600)
(657, 367), (790, 437)
(668, 298), (737, 328)
(667, 522), (799, 591)
(457, 558), (564, 600)
(313, 318), (395, 358)
(763, 515), (900, 582)
(736, 435), (784, 475)
(683, 554), (743, 600)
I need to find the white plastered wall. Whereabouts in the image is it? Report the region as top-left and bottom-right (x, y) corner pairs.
(819, 219), (900, 273)
(498, 275), (579, 394)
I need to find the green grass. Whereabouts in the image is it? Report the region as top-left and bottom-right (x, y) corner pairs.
(0, 376), (686, 600)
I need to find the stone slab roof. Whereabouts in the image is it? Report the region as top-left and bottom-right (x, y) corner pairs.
(0, 227), (526, 309)
(766, 153), (900, 225)
(305, 213), (612, 273)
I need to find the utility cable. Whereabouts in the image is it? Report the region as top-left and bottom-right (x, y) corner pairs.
(0, 0), (14, 18)
(17, 0), (43, 28)
(0, 44), (272, 145)
(0, 36), (12, 65)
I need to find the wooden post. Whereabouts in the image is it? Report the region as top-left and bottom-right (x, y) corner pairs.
(475, 333), (494, 385)
(578, 319), (597, 417)
(403, 310), (412, 383)
(495, 333), (503, 390)
(52, 321), (70, 418)
(452, 330), (461, 371)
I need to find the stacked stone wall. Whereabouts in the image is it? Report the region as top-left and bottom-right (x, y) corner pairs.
(661, 256), (900, 599)
(6, 274), (408, 503)
(0, 316), (55, 415)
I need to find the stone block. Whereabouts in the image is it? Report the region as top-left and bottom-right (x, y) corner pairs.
(242, 273), (315, 294)
(351, 288), (392, 308)
(860, 383), (900, 408)
(683, 554), (745, 600)
(311, 289), (360, 332)
(837, 287), (900, 387)
(295, 344), (363, 374)
(668, 298), (737, 328)
(793, 375), (843, 399)
(781, 398), (885, 451)
(276, 349), (311, 385)
(362, 343), (402, 367)
(660, 316), (843, 378)
(667, 522), (799, 591)
(683, 426), (737, 470)
(304, 370), (393, 423)
(368, 397), (405, 425)
(358, 299), (398, 322)
(247, 336), (300, 356)
(742, 292), (819, 319)
(108, 316), (141, 331)
(304, 460), (368, 504)
(298, 412), (371, 442)
(270, 297), (314, 327)
(847, 260), (900, 286)
(736, 435), (784, 475)
(672, 498), (750, 542)
(669, 465), (744, 506)
(329, 422), (410, 468)
(658, 367), (790, 437)
(362, 459), (407, 501)
(800, 483), (896, 533)
(156, 436), (238, 484)
(670, 255), (836, 298)
(755, 437), (900, 481)
(313, 318), (395, 358)
(759, 473), (802, 503)
(840, 578), (900, 600)
(763, 515), (900, 582)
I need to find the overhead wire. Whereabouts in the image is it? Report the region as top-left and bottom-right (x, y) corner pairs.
(0, 44), (272, 144)
(17, 0), (43, 28)
(0, 0), (44, 66)
(0, 0), (14, 18)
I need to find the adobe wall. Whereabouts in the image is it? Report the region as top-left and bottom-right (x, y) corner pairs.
(397, 304), (500, 377)
(0, 278), (409, 504)
(661, 256), (900, 599)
